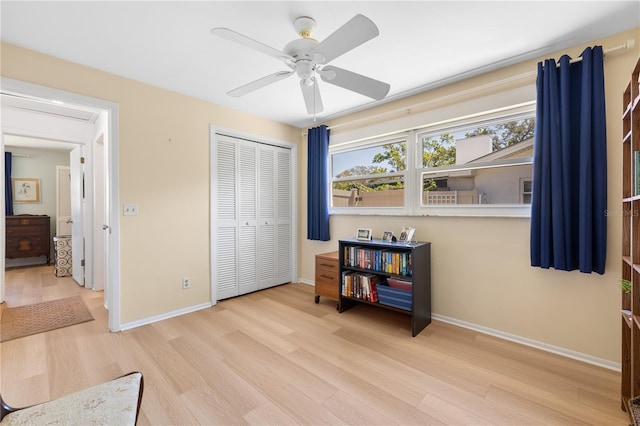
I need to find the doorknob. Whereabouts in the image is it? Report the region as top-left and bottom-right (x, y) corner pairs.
(66, 219), (73, 224)
(102, 224), (109, 230)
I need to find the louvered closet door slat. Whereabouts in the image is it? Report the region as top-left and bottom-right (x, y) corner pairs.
(277, 148), (291, 221)
(238, 225), (258, 294)
(216, 139), (236, 222)
(259, 146), (275, 219)
(258, 224), (275, 289)
(239, 142), (257, 221)
(216, 226), (238, 299)
(276, 223), (292, 283)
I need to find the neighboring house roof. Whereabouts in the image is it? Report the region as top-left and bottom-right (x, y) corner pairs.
(467, 137), (534, 163)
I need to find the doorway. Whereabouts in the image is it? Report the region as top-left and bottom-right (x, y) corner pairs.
(0, 78), (121, 331)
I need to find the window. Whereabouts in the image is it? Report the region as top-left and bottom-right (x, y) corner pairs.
(419, 114), (535, 208)
(521, 178), (533, 204)
(329, 102), (535, 217)
(331, 138), (407, 208)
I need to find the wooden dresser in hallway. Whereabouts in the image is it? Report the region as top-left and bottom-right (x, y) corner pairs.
(5, 215), (51, 265)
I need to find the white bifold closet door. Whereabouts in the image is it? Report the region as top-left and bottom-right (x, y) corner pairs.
(214, 134), (292, 300)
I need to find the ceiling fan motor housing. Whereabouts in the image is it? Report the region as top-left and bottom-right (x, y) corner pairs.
(284, 37), (321, 80)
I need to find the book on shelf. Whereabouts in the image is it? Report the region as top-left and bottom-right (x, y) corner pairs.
(341, 272), (382, 302)
(343, 245), (412, 277)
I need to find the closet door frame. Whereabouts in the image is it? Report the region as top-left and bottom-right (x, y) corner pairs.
(209, 126), (298, 305)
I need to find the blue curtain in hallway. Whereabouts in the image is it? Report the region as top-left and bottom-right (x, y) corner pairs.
(530, 46), (607, 274)
(307, 125), (330, 241)
(5, 152), (14, 216)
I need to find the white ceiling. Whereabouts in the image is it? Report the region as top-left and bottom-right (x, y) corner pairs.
(1, 1), (639, 129)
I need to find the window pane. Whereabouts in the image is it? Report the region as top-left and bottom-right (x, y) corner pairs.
(332, 141), (406, 178)
(422, 118), (535, 168)
(420, 117), (534, 206)
(331, 139), (406, 208)
(421, 161), (532, 205)
(332, 177), (404, 207)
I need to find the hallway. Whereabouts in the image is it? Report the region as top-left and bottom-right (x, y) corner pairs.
(3, 265), (99, 309)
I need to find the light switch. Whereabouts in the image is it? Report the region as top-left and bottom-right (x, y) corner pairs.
(123, 204), (139, 216)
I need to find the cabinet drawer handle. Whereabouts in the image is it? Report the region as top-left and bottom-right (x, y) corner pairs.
(320, 263), (336, 268)
(320, 274), (335, 280)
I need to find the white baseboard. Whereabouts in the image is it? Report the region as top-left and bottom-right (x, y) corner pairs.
(119, 302), (212, 331)
(432, 313), (620, 372)
(298, 279), (314, 286)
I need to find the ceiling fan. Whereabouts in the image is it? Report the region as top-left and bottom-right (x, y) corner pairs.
(211, 14), (390, 115)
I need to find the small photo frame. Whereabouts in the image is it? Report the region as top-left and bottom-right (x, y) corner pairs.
(398, 226), (416, 243)
(382, 230), (394, 242)
(356, 228), (372, 241)
(12, 178), (41, 203)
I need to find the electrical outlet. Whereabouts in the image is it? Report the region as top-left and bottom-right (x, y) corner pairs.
(123, 204), (139, 216)
(182, 277), (191, 289)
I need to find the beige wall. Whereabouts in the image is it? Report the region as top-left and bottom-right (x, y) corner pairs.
(299, 27), (640, 364)
(1, 42), (300, 323)
(3, 26), (639, 364)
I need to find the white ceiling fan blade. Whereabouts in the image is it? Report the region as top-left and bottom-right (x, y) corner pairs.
(211, 27), (294, 64)
(300, 79), (324, 115)
(311, 14), (379, 64)
(320, 65), (390, 100)
(228, 70), (294, 97)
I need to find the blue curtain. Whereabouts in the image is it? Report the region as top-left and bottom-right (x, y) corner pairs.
(5, 152), (13, 216)
(530, 46), (607, 274)
(307, 125), (330, 241)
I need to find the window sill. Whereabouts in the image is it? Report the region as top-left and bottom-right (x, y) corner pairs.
(330, 205), (531, 218)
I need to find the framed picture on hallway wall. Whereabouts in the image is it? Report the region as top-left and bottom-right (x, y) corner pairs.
(12, 178), (41, 203)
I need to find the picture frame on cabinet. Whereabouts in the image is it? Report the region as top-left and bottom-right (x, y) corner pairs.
(356, 228), (372, 241)
(12, 178), (41, 203)
(382, 230), (394, 242)
(399, 226), (415, 243)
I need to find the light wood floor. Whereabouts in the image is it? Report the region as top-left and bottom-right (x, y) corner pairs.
(1, 265), (630, 425)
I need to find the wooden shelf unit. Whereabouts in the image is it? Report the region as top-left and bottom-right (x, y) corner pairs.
(338, 238), (431, 337)
(314, 251), (339, 305)
(621, 55), (640, 419)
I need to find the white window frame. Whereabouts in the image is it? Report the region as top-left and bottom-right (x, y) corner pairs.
(416, 108), (535, 217)
(520, 177), (533, 204)
(328, 94), (536, 217)
(330, 134), (414, 215)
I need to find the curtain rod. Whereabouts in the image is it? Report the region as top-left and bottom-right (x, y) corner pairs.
(561, 38), (635, 66)
(310, 38), (635, 134)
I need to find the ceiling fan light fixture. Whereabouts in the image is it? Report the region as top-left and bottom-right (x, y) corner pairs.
(293, 16), (316, 39)
(295, 60), (313, 80)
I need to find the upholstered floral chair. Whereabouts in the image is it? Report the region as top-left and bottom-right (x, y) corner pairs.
(0, 371), (143, 425)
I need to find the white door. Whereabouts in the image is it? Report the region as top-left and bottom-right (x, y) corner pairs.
(257, 144), (276, 290)
(213, 133), (293, 300)
(70, 145), (84, 286)
(94, 134), (106, 292)
(55, 166), (72, 236)
(276, 147), (292, 284)
(214, 135), (238, 300)
(238, 140), (258, 295)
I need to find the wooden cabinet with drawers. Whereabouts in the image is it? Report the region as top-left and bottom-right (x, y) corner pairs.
(315, 251), (339, 306)
(6, 215), (51, 265)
